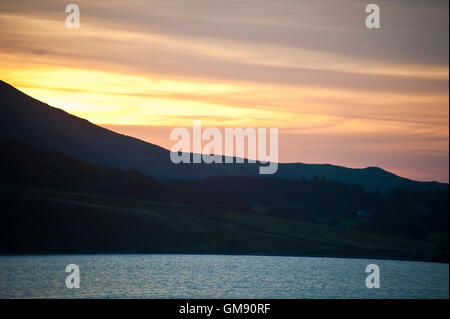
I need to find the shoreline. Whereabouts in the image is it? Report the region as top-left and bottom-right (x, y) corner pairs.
(0, 252), (448, 264)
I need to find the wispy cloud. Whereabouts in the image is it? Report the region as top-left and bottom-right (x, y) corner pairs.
(0, 0), (448, 181)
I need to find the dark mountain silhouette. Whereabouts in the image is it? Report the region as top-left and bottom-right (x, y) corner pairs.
(0, 80), (446, 192)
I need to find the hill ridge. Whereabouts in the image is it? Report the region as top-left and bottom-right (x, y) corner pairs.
(0, 80), (446, 192)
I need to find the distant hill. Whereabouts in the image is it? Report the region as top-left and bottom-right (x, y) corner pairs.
(0, 80), (447, 192)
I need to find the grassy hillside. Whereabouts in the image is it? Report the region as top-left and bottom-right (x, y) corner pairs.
(0, 185), (446, 262)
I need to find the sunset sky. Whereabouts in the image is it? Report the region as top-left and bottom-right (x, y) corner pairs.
(0, 0), (448, 182)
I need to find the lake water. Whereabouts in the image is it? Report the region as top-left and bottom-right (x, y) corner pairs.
(0, 255), (448, 298)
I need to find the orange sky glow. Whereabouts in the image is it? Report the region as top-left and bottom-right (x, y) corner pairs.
(0, 0), (448, 182)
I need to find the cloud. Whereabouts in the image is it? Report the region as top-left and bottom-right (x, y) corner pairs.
(0, 0), (448, 182)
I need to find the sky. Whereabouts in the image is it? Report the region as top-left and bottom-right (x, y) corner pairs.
(0, 0), (448, 182)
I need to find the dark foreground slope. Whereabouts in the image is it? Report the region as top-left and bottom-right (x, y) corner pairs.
(0, 80), (446, 193)
(0, 185), (446, 262)
(0, 141), (448, 262)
